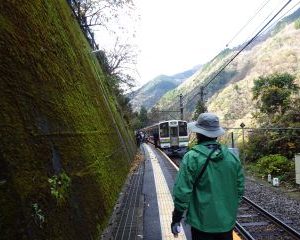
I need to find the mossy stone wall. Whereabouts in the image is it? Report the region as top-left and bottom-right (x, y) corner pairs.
(0, 0), (135, 239)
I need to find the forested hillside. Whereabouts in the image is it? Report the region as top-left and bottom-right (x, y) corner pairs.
(129, 66), (201, 111)
(156, 10), (300, 128)
(0, 1), (135, 239)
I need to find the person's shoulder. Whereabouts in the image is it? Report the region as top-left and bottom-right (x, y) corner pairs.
(183, 145), (206, 159)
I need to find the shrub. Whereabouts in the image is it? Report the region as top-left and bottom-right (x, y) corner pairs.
(255, 154), (293, 177)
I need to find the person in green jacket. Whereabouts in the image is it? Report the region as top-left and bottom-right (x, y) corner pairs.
(171, 112), (244, 240)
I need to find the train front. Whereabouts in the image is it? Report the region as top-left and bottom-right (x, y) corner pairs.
(159, 120), (188, 155)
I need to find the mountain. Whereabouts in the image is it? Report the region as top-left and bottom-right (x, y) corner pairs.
(129, 66), (201, 111)
(156, 9), (300, 128)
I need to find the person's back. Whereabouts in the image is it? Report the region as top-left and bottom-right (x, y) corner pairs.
(171, 113), (244, 240)
(136, 132), (141, 147)
(175, 141), (244, 232)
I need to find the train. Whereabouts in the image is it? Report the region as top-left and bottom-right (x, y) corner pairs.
(141, 120), (189, 154)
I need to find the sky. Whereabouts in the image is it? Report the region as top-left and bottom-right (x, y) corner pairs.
(93, 0), (298, 88)
(133, 0), (296, 86)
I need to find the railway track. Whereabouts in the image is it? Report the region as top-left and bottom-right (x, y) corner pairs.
(166, 152), (300, 240)
(236, 196), (300, 240)
(113, 161), (144, 240)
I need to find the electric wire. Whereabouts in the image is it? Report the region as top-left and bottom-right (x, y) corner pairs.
(225, 0), (272, 47)
(182, 89), (200, 106)
(245, 0), (287, 44)
(183, 1), (277, 106)
(203, 0), (292, 90)
(177, 0), (296, 109)
(260, 1), (300, 35)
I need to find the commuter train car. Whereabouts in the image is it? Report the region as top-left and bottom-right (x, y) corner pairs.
(142, 120), (189, 153)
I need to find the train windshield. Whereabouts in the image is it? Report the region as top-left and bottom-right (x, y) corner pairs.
(160, 122), (169, 137)
(179, 121), (187, 136)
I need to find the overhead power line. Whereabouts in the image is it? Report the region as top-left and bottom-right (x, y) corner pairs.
(225, 0), (272, 47)
(184, 0), (291, 107)
(246, 0), (287, 42)
(203, 0), (292, 89)
(260, 0), (300, 35)
(183, 0), (295, 108)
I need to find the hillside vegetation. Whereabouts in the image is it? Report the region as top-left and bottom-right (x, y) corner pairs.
(130, 66), (201, 111)
(0, 1), (135, 239)
(156, 12), (300, 129)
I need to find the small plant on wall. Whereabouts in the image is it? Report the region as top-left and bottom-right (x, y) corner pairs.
(48, 171), (71, 204)
(32, 203), (45, 228)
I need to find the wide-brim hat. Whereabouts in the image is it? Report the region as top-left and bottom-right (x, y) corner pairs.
(188, 112), (225, 138)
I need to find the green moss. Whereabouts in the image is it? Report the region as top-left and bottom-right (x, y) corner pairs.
(0, 0), (135, 239)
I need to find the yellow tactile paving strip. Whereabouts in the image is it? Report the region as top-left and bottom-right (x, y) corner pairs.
(233, 231), (241, 239)
(145, 144), (187, 240)
(159, 148), (242, 240)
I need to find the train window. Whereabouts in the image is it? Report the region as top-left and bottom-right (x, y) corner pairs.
(179, 122), (187, 136)
(160, 122), (169, 137)
(170, 127), (178, 137)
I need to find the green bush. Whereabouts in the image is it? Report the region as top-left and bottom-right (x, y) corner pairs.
(255, 154), (293, 177)
(294, 18), (300, 29)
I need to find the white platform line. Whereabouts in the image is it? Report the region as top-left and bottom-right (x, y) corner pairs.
(157, 148), (179, 171)
(144, 144), (187, 240)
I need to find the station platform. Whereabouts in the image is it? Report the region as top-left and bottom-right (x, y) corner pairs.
(101, 143), (241, 240)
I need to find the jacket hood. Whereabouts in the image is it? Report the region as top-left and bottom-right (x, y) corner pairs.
(190, 141), (225, 162)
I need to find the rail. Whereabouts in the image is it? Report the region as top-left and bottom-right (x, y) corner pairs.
(235, 196), (300, 239)
(165, 152), (300, 240)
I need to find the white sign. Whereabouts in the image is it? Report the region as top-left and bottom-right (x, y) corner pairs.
(268, 174), (272, 183)
(272, 178), (279, 187)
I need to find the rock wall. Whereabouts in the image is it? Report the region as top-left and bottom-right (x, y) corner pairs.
(0, 0), (136, 239)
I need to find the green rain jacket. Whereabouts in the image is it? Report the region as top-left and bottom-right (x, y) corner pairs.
(173, 141), (244, 233)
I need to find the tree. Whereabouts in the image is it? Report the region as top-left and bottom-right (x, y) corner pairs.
(148, 107), (160, 125)
(71, 0), (134, 29)
(252, 72), (299, 115)
(294, 18), (300, 29)
(71, 0), (138, 89)
(95, 41), (137, 89)
(138, 106), (148, 128)
(192, 100), (207, 120)
(70, 0), (139, 129)
(102, 38), (137, 88)
(244, 73), (300, 161)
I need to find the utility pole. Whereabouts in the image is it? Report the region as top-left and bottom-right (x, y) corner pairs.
(199, 85), (207, 113)
(179, 94), (183, 120)
(200, 86), (204, 103)
(240, 122), (246, 165)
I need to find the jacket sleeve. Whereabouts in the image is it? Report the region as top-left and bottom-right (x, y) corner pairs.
(172, 153), (197, 212)
(237, 160), (245, 204)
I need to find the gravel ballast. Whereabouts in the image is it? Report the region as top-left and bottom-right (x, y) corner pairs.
(244, 176), (300, 233)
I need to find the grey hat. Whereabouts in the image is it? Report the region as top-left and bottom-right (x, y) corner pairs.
(187, 112), (225, 138)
